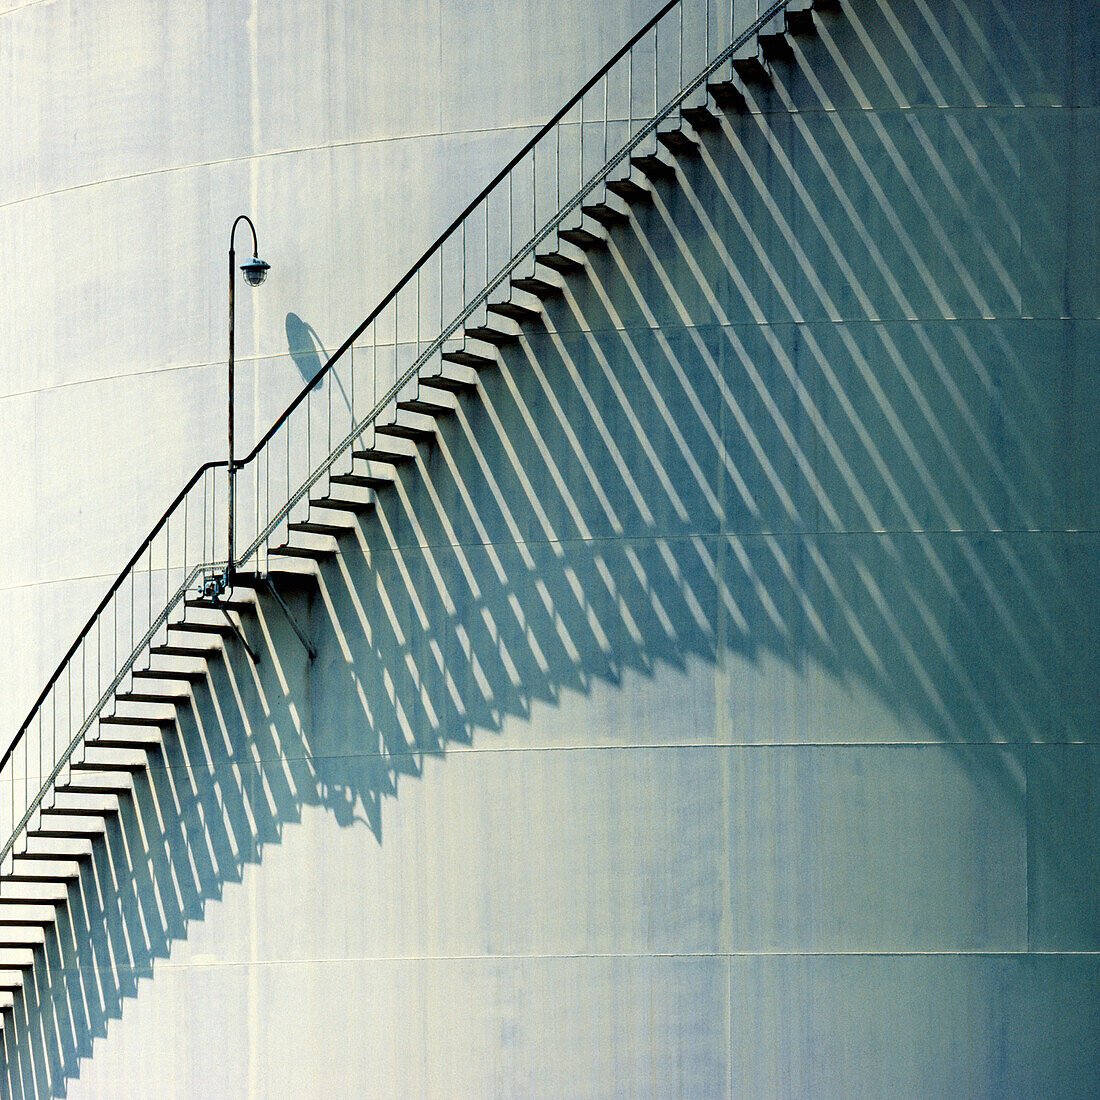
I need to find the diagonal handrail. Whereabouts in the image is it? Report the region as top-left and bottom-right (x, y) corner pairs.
(2, 0), (797, 868)
(0, 460), (224, 774)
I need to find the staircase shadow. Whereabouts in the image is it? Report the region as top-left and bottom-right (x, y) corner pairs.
(4, 0), (1099, 1092)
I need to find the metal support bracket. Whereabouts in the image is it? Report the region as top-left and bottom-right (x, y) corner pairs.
(264, 576), (317, 661)
(218, 606), (261, 665)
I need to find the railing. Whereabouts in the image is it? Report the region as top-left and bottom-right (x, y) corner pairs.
(1, 0), (795, 869)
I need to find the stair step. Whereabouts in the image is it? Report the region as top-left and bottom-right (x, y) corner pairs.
(20, 842), (92, 863)
(94, 728), (163, 751)
(6, 860), (81, 882)
(149, 644), (218, 659)
(487, 300), (541, 323)
(419, 372), (477, 395)
(464, 325), (517, 347)
(0, 931), (44, 949)
(657, 129), (698, 156)
(71, 754), (148, 774)
(630, 154), (675, 182)
(0, 904), (58, 927)
(168, 621), (235, 638)
(311, 495), (376, 515)
(374, 421), (436, 444)
(441, 349), (495, 370)
(350, 446), (414, 465)
(510, 276), (561, 299)
(536, 251), (585, 274)
(330, 472), (392, 491)
(786, 6), (816, 34)
(185, 597), (254, 614)
(606, 178), (652, 204)
(100, 714), (167, 728)
(56, 778), (131, 795)
(396, 396), (453, 417)
(759, 31), (794, 61)
(115, 691), (185, 705)
(290, 520), (348, 538)
(0, 971), (28, 989)
(733, 55), (769, 84)
(682, 104), (720, 131)
(581, 202), (629, 228)
(230, 571), (314, 592)
(29, 818), (105, 840)
(132, 668), (205, 683)
(707, 81), (747, 111)
(270, 544), (333, 562)
(559, 226), (606, 250)
(0, 876), (69, 902)
(42, 793), (118, 816)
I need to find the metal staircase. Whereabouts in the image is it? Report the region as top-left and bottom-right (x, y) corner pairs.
(0, 0), (837, 1028)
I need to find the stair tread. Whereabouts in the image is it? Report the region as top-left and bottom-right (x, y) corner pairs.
(707, 80), (748, 110)
(510, 276), (561, 299)
(71, 759), (147, 773)
(487, 300), (540, 323)
(289, 520), (348, 537)
(168, 621), (235, 636)
(185, 597), (254, 614)
(29, 825), (105, 840)
(657, 129), (698, 155)
(41, 800), (117, 816)
(230, 571), (315, 590)
(312, 496), (376, 514)
(100, 714), (167, 727)
(682, 104), (720, 130)
(396, 397), (453, 417)
(351, 447), (414, 465)
(786, 7), (815, 33)
(0, 904), (59, 926)
(559, 226), (606, 250)
(606, 177), (652, 204)
(18, 847), (90, 862)
(115, 692), (185, 705)
(132, 668), (205, 683)
(536, 251), (585, 274)
(149, 644), (218, 658)
(56, 782), (131, 796)
(465, 325), (517, 346)
(420, 373), (477, 394)
(732, 54), (769, 83)
(93, 733), (163, 751)
(630, 153), (675, 181)
(270, 544), (333, 561)
(581, 202), (629, 227)
(441, 349), (495, 370)
(330, 472), (392, 490)
(0, 934), (45, 948)
(374, 422), (436, 443)
(759, 31), (794, 60)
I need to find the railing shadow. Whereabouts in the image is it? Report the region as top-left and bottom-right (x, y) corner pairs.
(3, 0), (1098, 1093)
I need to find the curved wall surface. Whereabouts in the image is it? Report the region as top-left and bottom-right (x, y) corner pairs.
(3, 0), (1100, 1097)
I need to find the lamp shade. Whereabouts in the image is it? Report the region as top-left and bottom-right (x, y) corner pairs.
(240, 255), (270, 287)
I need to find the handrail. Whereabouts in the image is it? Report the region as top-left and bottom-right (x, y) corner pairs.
(0, 459), (226, 774)
(3, 0), (795, 869)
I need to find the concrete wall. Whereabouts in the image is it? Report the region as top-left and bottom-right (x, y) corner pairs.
(3, 0), (1100, 1096)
